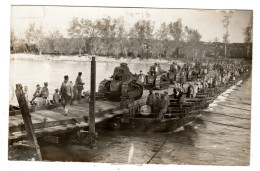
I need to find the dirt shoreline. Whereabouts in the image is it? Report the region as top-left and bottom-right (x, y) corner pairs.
(10, 53), (189, 65)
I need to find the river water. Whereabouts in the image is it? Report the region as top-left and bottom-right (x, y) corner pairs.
(9, 59), (171, 105)
(10, 59), (251, 165)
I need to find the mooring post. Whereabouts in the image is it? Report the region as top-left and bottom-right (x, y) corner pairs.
(15, 84), (42, 161)
(89, 56), (97, 145)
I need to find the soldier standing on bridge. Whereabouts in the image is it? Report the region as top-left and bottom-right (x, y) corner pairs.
(60, 75), (74, 115)
(75, 72), (85, 100)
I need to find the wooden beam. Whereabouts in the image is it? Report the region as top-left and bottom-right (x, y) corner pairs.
(89, 56), (97, 142)
(15, 84), (42, 161)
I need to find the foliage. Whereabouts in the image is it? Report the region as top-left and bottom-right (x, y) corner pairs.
(11, 16), (249, 59)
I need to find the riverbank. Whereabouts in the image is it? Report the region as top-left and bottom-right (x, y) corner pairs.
(10, 53), (186, 64)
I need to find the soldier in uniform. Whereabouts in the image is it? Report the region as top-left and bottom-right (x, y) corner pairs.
(146, 89), (155, 113)
(153, 92), (160, 118)
(158, 94), (167, 120)
(41, 82), (49, 100)
(60, 75), (74, 115)
(75, 72), (85, 100)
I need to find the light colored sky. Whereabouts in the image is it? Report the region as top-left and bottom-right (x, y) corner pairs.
(11, 6), (252, 43)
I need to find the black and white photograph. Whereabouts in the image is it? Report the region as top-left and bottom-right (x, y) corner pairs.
(1, 1), (258, 170)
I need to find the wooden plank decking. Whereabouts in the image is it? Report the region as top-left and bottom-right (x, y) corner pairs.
(8, 89), (154, 142)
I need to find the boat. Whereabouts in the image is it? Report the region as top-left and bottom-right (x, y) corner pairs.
(107, 71), (250, 132)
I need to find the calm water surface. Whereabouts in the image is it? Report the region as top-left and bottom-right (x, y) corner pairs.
(9, 60), (171, 105)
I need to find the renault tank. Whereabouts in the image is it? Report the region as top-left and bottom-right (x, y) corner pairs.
(143, 63), (170, 90)
(98, 63), (143, 101)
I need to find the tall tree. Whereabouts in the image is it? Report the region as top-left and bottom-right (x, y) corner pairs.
(113, 17), (127, 57)
(221, 10), (233, 58)
(11, 28), (18, 53)
(41, 30), (63, 54)
(243, 13), (253, 58)
(155, 22), (169, 58)
(184, 26), (202, 59)
(67, 17), (86, 56)
(95, 17), (117, 56)
(168, 19), (184, 58)
(168, 19), (183, 43)
(25, 23), (45, 55)
(128, 20), (154, 58)
(54, 38), (69, 55)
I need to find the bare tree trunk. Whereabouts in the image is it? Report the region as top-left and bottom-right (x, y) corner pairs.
(224, 43), (227, 58)
(79, 49), (82, 56)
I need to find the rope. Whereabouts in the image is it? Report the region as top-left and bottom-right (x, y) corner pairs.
(147, 136), (169, 164)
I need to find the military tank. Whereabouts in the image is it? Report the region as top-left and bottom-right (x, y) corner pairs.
(98, 63), (143, 101)
(168, 62), (180, 83)
(143, 63), (170, 90)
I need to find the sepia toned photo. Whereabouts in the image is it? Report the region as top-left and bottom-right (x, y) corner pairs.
(9, 6), (252, 165)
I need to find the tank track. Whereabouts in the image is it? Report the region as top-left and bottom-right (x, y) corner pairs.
(98, 79), (111, 97)
(121, 80), (143, 100)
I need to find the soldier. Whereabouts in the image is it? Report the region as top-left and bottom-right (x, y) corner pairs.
(53, 89), (60, 104)
(138, 70), (145, 83)
(60, 75), (74, 115)
(193, 82), (198, 98)
(75, 72), (85, 100)
(154, 92), (160, 118)
(179, 92), (186, 108)
(158, 94), (167, 120)
(164, 91), (170, 111)
(30, 84), (41, 103)
(146, 89), (155, 113)
(172, 87), (178, 99)
(41, 82), (49, 100)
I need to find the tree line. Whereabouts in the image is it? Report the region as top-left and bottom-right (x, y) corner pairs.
(10, 12), (252, 59)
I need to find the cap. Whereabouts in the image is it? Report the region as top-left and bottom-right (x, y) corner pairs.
(64, 75), (69, 79)
(78, 72), (82, 75)
(44, 82), (48, 85)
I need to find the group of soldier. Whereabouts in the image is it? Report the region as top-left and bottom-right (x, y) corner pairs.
(145, 60), (250, 120)
(146, 89), (170, 120)
(29, 72), (86, 115)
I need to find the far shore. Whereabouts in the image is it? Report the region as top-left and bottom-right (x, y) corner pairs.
(10, 53), (189, 65)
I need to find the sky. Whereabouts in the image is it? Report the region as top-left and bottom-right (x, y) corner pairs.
(11, 6), (252, 43)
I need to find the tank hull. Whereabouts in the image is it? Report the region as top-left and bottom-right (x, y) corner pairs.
(143, 75), (170, 90)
